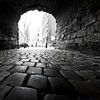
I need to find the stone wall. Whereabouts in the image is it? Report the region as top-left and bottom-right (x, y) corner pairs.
(56, 0), (100, 51)
(0, 21), (19, 50)
(0, 1), (19, 50)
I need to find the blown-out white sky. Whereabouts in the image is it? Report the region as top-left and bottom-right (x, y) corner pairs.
(18, 10), (56, 46)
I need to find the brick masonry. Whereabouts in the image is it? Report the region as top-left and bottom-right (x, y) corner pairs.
(56, 0), (100, 51)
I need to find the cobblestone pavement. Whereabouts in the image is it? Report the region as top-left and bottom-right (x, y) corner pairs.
(0, 47), (100, 100)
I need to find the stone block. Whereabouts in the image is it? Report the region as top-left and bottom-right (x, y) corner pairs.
(0, 85), (11, 100)
(11, 66), (27, 73)
(27, 75), (48, 90)
(27, 67), (42, 74)
(60, 70), (81, 80)
(6, 73), (26, 86)
(0, 72), (10, 82)
(75, 70), (96, 80)
(23, 62), (35, 67)
(44, 69), (60, 77)
(69, 80), (100, 97)
(20, 59), (30, 62)
(0, 65), (13, 72)
(5, 86), (37, 100)
(48, 77), (76, 96)
(36, 63), (46, 68)
(44, 94), (72, 100)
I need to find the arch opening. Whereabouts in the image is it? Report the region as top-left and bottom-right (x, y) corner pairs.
(18, 9), (57, 48)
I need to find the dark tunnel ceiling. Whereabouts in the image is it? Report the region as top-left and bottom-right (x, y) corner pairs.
(0, 0), (81, 15)
(0, 0), (99, 19)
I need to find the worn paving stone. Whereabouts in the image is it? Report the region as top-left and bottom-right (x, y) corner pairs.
(23, 62), (35, 67)
(2, 60), (14, 65)
(50, 64), (62, 71)
(1, 48), (100, 99)
(48, 77), (77, 97)
(75, 70), (96, 80)
(60, 70), (81, 80)
(30, 59), (39, 63)
(44, 69), (60, 77)
(36, 63), (46, 68)
(13, 61), (23, 65)
(6, 73), (26, 86)
(11, 66), (27, 73)
(5, 86), (37, 100)
(20, 56), (28, 59)
(20, 59), (30, 62)
(27, 75), (48, 90)
(0, 72), (10, 82)
(44, 94), (72, 100)
(69, 80), (100, 97)
(0, 65), (13, 72)
(27, 67), (42, 74)
(61, 65), (74, 71)
(0, 85), (11, 100)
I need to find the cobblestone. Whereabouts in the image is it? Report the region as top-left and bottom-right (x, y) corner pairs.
(60, 70), (81, 80)
(75, 70), (96, 80)
(27, 75), (48, 90)
(27, 67), (42, 74)
(44, 69), (60, 77)
(5, 86), (37, 100)
(23, 62), (35, 66)
(36, 63), (46, 68)
(0, 48), (100, 99)
(48, 77), (76, 97)
(6, 73), (26, 86)
(0, 65), (13, 72)
(0, 85), (11, 100)
(11, 66), (27, 73)
(44, 94), (72, 100)
(0, 72), (10, 82)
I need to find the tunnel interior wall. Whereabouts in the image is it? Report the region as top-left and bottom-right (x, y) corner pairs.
(0, 1), (19, 50)
(56, 0), (100, 51)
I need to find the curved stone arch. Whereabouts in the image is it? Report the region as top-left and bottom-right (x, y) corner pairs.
(17, 4), (56, 22)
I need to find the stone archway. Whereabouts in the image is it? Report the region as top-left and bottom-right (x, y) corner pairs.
(18, 8), (57, 48)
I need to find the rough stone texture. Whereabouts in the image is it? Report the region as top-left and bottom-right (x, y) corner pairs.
(5, 86), (37, 100)
(75, 70), (96, 80)
(27, 75), (48, 90)
(69, 80), (100, 98)
(44, 94), (72, 100)
(36, 63), (46, 68)
(0, 72), (10, 82)
(0, 48), (100, 99)
(27, 67), (42, 74)
(23, 62), (35, 67)
(6, 73), (26, 86)
(60, 70), (81, 80)
(30, 59), (39, 63)
(0, 85), (11, 100)
(56, 0), (100, 51)
(44, 69), (60, 77)
(11, 66), (27, 73)
(0, 65), (13, 72)
(48, 77), (76, 97)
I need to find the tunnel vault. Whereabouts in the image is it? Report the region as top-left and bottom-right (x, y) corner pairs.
(0, 0), (100, 52)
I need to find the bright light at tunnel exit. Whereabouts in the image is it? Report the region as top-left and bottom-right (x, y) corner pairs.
(18, 10), (57, 47)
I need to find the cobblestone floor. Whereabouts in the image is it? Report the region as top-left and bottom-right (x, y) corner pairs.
(0, 47), (100, 100)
